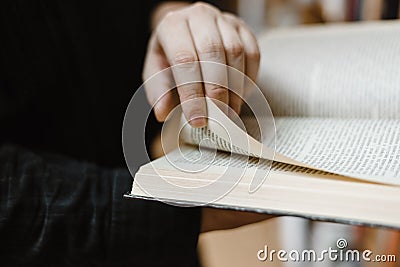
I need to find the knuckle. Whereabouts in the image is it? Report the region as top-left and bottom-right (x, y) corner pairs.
(172, 51), (197, 65)
(163, 9), (183, 21)
(163, 11), (175, 20)
(192, 2), (216, 13)
(199, 42), (224, 58)
(161, 11), (176, 25)
(157, 13), (177, 33)
(226, 43), (244, 58)
(179, 88), (202, 101)
(159, 10), (185, 29)
(207, 84), (227, 100)
(222, 12), (242, 24)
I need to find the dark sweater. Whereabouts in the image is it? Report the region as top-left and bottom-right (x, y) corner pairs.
(0, 0), (201, 266)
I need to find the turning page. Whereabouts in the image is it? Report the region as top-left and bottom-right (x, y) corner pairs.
(179, 101), (400, 185)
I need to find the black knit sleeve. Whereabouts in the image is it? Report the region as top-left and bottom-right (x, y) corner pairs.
(0, 144), (201, 267)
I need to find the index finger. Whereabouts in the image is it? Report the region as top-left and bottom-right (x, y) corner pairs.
(157, 14), (207, 128)
(189, 13), (229, 115)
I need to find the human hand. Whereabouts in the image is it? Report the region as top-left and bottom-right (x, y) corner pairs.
(143, 2), (260, 128)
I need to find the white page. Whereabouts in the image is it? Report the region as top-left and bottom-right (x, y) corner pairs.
(257, 21), (400, 119)
(180, 98), (277, 160)
(156, 145), (272, 172)
(275, 117), (400, 184)
(178, 99), (400, 185)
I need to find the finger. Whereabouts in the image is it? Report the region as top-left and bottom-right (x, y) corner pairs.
(143, 37), (178, 122)
(157, 14), (206, 128)
(238, 24), (261, 99)
(217, 15), (245, 115)
(223, 13), (260, 99)
(188, 12), (229, 114)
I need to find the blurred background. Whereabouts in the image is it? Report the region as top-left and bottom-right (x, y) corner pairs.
(215, 0), (399, 32)
(198, 0), (400, 266)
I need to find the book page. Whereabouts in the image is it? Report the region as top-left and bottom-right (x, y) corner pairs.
(176, 99), (400, 185)
(275, 117), (400, 184)
(179, 98), (277, 160)
(151, 145), (335, 178)
(257, 21), (400, 119)
(137, 145), (349, 195)
(148, 145), (272, 174)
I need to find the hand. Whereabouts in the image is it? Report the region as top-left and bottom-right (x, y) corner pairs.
(143, 2), (260, 128)
(201, 207), (275, 232)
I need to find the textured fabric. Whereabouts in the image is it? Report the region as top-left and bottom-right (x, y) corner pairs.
(0, 145), (201, 266)
(0, 0), (201, 266)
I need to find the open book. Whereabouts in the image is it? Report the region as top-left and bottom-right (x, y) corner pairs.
(127, 21), (400, 229)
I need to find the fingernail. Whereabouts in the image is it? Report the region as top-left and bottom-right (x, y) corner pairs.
(189, 114), (207, 128)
